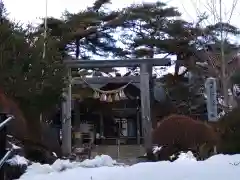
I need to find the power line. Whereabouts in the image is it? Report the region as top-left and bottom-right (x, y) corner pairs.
(190, 0), (212, 26)
(179, 0), (221, 74)
(224, 0), (239, 40)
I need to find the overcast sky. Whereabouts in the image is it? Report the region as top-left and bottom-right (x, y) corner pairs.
(3, 0), (240, 26)
(3, 0), (240, 45)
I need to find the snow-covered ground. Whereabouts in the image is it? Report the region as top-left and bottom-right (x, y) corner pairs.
(15, 152), (240, 180)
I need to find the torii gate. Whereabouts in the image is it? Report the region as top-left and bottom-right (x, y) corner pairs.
(62, 58), (171, 156)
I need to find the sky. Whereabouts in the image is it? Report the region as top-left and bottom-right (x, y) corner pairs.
(3, 0), (240, 75)
(3, 0), (240, 26)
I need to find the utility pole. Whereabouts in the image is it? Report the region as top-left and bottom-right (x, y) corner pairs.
(42, 0), (48, 59)
(219, 0), (229, 110)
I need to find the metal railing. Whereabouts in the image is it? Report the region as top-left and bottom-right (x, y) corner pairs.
(0, 114), (14, 180)
(0, 149), (14, 168)
(0, 116), (14, 131)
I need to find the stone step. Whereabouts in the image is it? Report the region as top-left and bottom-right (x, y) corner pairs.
(92, 145), (145, 161)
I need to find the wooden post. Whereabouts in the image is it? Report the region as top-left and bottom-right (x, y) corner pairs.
(61, 68), (72, 156)
(100, 112), (104, 138)
(148, 65), (154, 125)
(140, 63), (152, 151)
(136, 109), (140, 145)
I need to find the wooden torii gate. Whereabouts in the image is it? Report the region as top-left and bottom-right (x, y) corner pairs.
(62, 58), (171, 156)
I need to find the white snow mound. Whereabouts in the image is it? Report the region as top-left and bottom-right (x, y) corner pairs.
(18, 153), (240, 180)
(20, 154), (116, 179)
(7, 155), (29, 166)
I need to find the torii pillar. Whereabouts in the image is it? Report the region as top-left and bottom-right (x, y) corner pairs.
(140, 63), (152, 151)
(61, 68), (72, 156)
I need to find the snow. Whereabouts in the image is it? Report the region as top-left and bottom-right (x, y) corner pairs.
(19, 155), (117, 179)
(7, 155), (29, 166)
(80, 155), (117, 167)
(18, 153), (240, 180)
(52, 152), (58, 158)
(173, 151), (196, 162)
(152, 146), (162, 154)
(8, 142), (22, 150)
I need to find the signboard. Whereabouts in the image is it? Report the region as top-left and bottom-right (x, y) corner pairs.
(205, 77), (218, 122)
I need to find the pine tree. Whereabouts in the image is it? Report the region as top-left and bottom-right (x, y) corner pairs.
(0, 4), (66, 142)
(42, 0), (128, 59)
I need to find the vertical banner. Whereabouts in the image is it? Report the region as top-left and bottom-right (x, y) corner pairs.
(205, 77), (218, 122)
